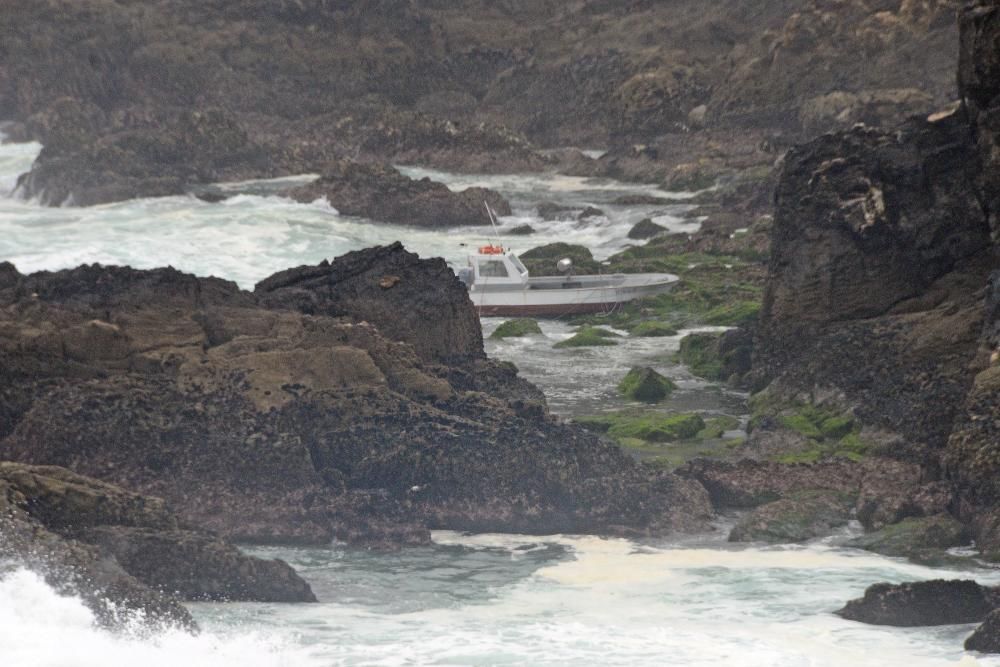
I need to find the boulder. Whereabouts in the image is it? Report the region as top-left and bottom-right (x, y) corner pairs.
(283, 160), (511, 228)
(837, 580), (1000, 627)
(0, 247), (714, 547)
(846, 514), (970, 559)
(967, 609), (1000, 653)
(728, 490), (855, 543)
(627, 218), (667, 240)
(617, 367), (675, 403)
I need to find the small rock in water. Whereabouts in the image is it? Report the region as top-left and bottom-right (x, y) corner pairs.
(618, 367), (675, 403)
(627, 218), (667, 240)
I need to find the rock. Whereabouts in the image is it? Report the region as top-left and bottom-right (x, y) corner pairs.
(846, 514), (970, 559)
(614, 195), (672, 206)
(519, 243), (602, 276)
(967, 609), (1000, 653)
(798, 89), (936, 135)
(256, 243), (483, 364)
(627, 218), (667, 240)
(536, 201), (577, 221)
(837, 580), (1000, 627)
(687, 105), (708, 129)
(618, 367), (675, 404)
(752, 109), (993, 461)
(490, 318), (543, 339)
(17, 109), (276, 206)
(578, 206), (605, 220)
(283, 160), (511, 228)
(728, 490), (855, 543)
(0, 250), (714, 546)
(676, 330), (753, 385)
(507, 224), (535, 235)
(78, 527), (317, 602)
(628, 321), (677, 337)
(0, 462), (317, 630)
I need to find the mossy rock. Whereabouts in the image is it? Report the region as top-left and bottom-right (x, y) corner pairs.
(618, 367), (676, 403)
(819, 415), (854, 440)
(629, 321), (678, 337)
(702, 300), (761, 327)
(696, 415), (742, 439)
(676, 332), (724, 380)
(847, 514), (970, 559)
(520, 243), (602, 275)
(607, 413), (705, 442)
(553, 326), (620, 348)
(728, 490), (856, 543)
(490, 318), (543, 339)
(507, 224), (536, 235)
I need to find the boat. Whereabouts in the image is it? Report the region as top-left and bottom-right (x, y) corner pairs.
(457, 244), (679, 317)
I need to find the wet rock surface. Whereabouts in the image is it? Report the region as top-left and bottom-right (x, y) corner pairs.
(282, 160), (511, 228)
(0, 462), (315, 630)
(0, 245), (713, 549)
(837, 580), (1000, 627)
(728, 490), (855, 543)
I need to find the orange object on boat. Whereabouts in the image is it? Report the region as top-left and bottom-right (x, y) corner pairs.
(478, 244), (504, 255)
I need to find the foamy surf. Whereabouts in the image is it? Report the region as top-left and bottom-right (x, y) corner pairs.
(0, 567), (321, 667)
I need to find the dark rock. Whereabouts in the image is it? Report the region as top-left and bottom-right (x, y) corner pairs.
(78, 527), (317, 602)
(256, 243), (483, 364)
(578, 206), (605, 220)
(0, 462), (317, 630)
(507, 224), (536, 235)
(0, 249), (714, 548)
(728, 490), (855, 543)
(618, 367), (675, 404)
(846, 514), (970, 559)
(519, 243), (602, 276)
(967, 609), (1000, 653)
(536, 201), (577, 221)
(837, 580), (1000, 627)
(752, 109), (993, 459)
(283, 160), (510, 228)
(614, 195), (672, 206)
(627, 218), (667, 240)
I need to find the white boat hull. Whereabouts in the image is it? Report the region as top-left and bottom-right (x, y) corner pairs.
(468, 273), (678, 317)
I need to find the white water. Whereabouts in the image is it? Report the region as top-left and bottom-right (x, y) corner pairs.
(0, 139), (698, 289)
(4, 534), (1000, 666)
(3, 134), (999, 666)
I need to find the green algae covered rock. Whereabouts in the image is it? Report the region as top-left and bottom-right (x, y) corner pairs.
(554, 326), (620, 348)
(618, 367), (676, 403)
(490, 318), (543, 339)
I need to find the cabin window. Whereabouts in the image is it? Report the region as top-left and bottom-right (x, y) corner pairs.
(509, 254), (528, 275)
(479, 260), (509, 278)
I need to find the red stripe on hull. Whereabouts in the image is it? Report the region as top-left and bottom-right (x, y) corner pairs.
(475, 302), (622, 317)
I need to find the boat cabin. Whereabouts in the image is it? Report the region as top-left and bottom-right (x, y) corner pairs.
(459, 246), (529, 288)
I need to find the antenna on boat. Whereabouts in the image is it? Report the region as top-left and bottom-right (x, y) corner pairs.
(483, 201), (504, 249)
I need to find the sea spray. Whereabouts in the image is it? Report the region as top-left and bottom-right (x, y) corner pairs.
(0, 567), (320, 667)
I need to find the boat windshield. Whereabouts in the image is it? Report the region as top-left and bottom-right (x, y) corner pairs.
(479, 260), (509, 278)
(508, 254), (528, 275)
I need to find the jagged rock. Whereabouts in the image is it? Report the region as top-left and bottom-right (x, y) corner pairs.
(0, 246), (714, 547)
(519, 243), (602, 276)
(752, 109), (993, 460)
(78, 527), (317, 602)
(967, 609), (1000, 653)
(728, 490), (855, 543)
(0, 463), (316, 630)
(255, 243), (483, 364)
(578, 206), (605, 220)
(283, 160), (510, 228)
(617, 367), (675, 403)
(837, 580), (1000, 627)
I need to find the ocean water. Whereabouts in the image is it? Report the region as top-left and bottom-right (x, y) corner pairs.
(3, 135), (1000, 666)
